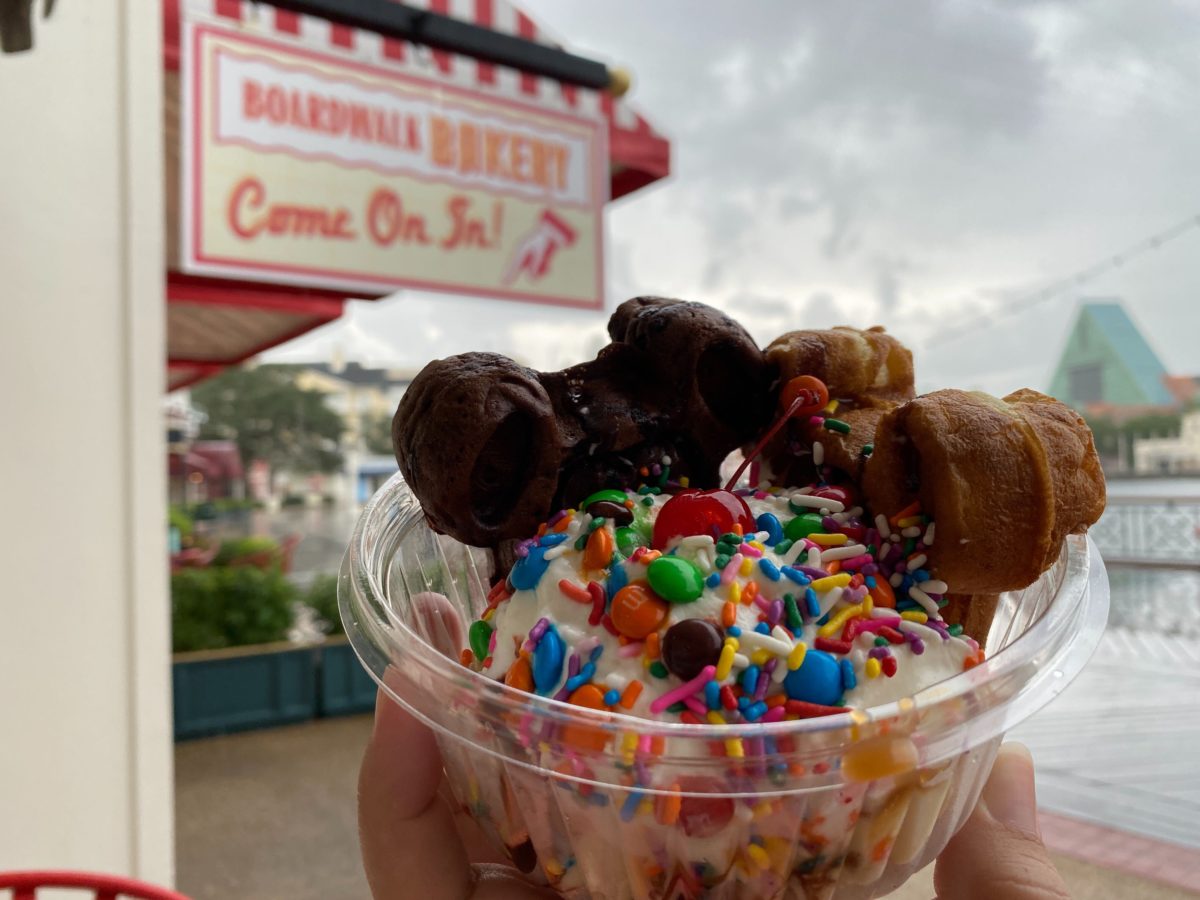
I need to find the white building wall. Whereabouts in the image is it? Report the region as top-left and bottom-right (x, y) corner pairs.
(0, 2), (174, 884)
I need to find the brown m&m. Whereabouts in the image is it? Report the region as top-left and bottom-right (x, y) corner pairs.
(661, 619), (724, 681)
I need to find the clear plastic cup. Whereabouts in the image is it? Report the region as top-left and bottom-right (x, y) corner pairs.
(341, 473), (1109, 899)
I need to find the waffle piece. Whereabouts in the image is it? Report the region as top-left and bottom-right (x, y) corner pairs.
(862, 388), (1106, 594)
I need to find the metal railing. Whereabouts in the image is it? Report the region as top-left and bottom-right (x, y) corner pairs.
(1091, 496), (1200, 568)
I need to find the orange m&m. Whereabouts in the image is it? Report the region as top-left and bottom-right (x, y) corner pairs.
(780, 375), (830, 417)
(562, 683), (609, 751)
(610, 582), (669, 639)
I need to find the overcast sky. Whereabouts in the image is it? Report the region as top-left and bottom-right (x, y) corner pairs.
(266, 0), (1200, 396)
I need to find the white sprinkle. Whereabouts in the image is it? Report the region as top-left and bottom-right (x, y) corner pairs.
(818, 586), (844, 617)
(695, 550), (714, 571)
(877, 543), (891, 561)
(753, 531), (771, 543)
(772, 662), (789, 682)
(543, 545), (570, 561)
(782, 541), (809, 566)
(732, 653), (751, 669)
(890, 533), (902, 543)
(875, 514), (891, 539)
(788, 493), (845, 513)
(959, 538), (969, 545)
(819, 544), (868, 562)
(889, 573), (904, 588)
(870, 606), (898, 619)
(849, 647), (867, 668)
(901, 526), (922, 538)
(661, 454), (672, 466)
(771, 625), (793, 645)
(899, 620), (941, 643)
(922, 579), (949, 595)
(794, 486), (815, 495)
(734, 630), (793, 657)
(813, 441), (825, 466)
(907, 554), (928, 571)
(924, 523), (936, 546)
(604, 672), (629, 691)
(679, 535), (716, 549)
(908, 586), (940, 617)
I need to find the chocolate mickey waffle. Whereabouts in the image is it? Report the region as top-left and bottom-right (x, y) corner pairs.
(392, 297), (773, 548)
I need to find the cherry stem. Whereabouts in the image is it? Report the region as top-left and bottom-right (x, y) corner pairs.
(724, 391), (813, 491)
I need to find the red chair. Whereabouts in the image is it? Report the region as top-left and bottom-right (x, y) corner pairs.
(0, 871), (190, 900)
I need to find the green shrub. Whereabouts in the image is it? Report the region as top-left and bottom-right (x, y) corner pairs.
(213, 535), (281, 566)
(168, 505), (194, 540)
(171, 566), (297, 653)
(305, 573), (342, 635)
(281, 494), (306, 507)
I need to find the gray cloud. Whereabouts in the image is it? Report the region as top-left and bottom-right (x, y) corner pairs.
(268, 0), (1200, 398)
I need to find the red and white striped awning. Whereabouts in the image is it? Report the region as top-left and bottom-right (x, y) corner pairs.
(163, 0), (670, 201)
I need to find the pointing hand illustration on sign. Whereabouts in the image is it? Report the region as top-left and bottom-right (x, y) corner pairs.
(502, 209), (578, 285)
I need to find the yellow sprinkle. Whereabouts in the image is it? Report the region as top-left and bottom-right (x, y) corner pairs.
(901, 610), (929, 623)
(787, 641), (808, 671)
(545, 859), (564, 877)
(705, 711), (726, 726)
(809, 533), (848, 547)
(897, 516), (923, 528)
(679, 476), (690, 487)
(749, 540), (766, 552)
(822, 399), (839, 414)
(729, 581), (742, 605)
(865, 658), (882, 679)
(481, 608), (494, 621)
(715, 642), (737, 681)
(818, 602), (863, 638)
(745, 844), (771, 869)
(752, 800), (774, 818)
(862, 594), (874, 616)
(810, 573), (852, 592)
(739, 557), (754, 576)
(725, 738), (745, 758)
(622, 732), (638, 753)
(750, 649), (771, 666)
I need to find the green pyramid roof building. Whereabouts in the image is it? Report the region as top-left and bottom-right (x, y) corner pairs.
(1049, 301), (1173, 410)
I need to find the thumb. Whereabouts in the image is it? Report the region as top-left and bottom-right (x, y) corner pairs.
(934, 743), (1071, 900)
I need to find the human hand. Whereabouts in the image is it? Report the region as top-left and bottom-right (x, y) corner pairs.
(934, 743), (1071, 899)
(358, 678), (553, 900)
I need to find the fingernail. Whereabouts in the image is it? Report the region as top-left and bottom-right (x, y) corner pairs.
(983, 743), (1040, 836)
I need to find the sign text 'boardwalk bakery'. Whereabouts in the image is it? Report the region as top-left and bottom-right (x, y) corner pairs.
(181, 21), (606, 308)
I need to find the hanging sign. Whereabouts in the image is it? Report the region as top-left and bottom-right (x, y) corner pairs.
(179, 16), (606, 308)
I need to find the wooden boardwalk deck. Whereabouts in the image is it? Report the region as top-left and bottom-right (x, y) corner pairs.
(1012, 628), (1200, 849)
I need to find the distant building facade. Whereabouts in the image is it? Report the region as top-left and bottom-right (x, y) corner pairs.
(292, 359), (415, 503)
(1049, 301), (1174, 414)
(1134, 410), (1200, 474)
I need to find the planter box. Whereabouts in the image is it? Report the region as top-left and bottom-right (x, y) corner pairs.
(318, 637), (378, 716)
(173, 642), (317, 740)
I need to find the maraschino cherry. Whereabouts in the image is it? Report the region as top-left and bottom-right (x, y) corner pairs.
(651, 375), (831, 550)
(652, 489), (755, 549)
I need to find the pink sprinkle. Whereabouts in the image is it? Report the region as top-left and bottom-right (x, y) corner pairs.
(649, 665), (717, 714)
(855, 616), (903, 634)
(739, 542), (763, 558)
(808, 415), (824, 426)
(637, 734), (653, 754)
(762, 705), (787, 723)
(838, 554), (874, 570)
(617, 641), (644, 658)
(753, 592), (773, 614)
(682, 694), (708, 715)
(487, 632), (497, 653)
(754, 490), (769, 500)
(721, 554), (744, 585)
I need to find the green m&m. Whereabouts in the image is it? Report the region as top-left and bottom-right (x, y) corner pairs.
(646, 556), (704, 603)
(785, 512), (826, 541)
(468, 620), (494, 661)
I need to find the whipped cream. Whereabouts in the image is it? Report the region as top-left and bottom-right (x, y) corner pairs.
(472, 487), (979, 724)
